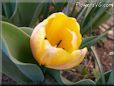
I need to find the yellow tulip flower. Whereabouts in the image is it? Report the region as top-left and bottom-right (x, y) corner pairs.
(30, 12), (88, 70)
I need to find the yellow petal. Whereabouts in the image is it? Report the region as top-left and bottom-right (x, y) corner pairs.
(30, 22), (51, 64)
(45, 13), (82, 51)
(44, 13), (81, 52)
(46, 12), (67, 46)
(43, 47), (87, 70)
(63, 17), (82, 48)
(58, 28), (78, 52)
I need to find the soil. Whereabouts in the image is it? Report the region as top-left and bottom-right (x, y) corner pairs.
(95, 38), (113, 72)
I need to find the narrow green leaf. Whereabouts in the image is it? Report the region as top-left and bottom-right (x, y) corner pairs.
(11, 3), (38, 26)
(29, 0), (47, 27)
(80, 28), (113, 48)
(77, 7), (88, 21)
(80, 0), (98, 27)
(80, 0), (112, 34)
(107, 55), (114, 84)
(2, 2), (16, 18)
(96, 70), (111, 84)
(62, 2), (71, 15)
(81, 7), (108, 34)
(107, 69), (114, 84)
(91, 46), (105, 84)
(93, 9), (111, 28)
(52, 0), (67, 12)
(2, 3), (9, 18)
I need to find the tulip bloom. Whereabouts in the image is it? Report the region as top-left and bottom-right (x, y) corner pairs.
(30, 12), (87, 70)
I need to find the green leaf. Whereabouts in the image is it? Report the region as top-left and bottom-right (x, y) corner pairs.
(96, 70), (111, 84)
(80, 29), (110, 48)
(19, 27), (33, 36)
(75, 79), (95, 85)
(46, 69), (64, 84)
(91, 46), (105, 84)
(2, 15), (12, 23)
(107, 69), (114, 84)
(10, 3), (39, 26)
(77, 7), (88, 21)
(62, 0), (77, 16)
(2, 50), (31, 84)
(46, 69), (95, 85)
(29, 2), (46, 27)
(107, 55), (114, 84)
(80, 36), (101, 48)
(29, 0), (52, 27)
(1, 39), (31, 84)
(2, 2), (16, 18)
(93, 9), (111, 28)
(1, 21), (35, 63)
(80, 0), (112, 34)
(52, 0), (67, 12)
(1, 21), (44, 83)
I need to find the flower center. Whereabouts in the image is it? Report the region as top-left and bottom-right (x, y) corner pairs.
(44, 13), (82, 52)
(57, 40), (62, 47)
(45, 27), (77, 53)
